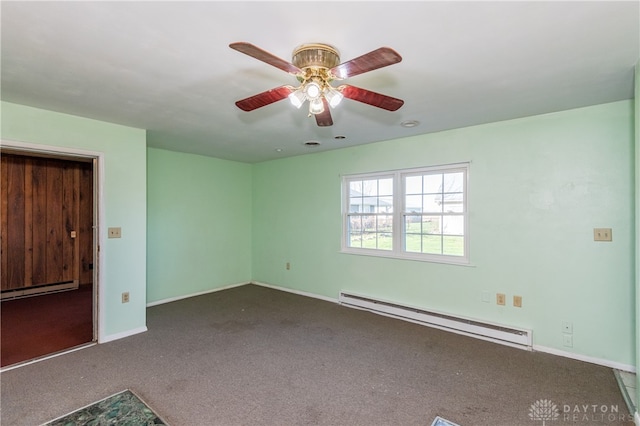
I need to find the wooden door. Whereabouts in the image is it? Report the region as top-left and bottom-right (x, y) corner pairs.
(1, 153), (93, 292)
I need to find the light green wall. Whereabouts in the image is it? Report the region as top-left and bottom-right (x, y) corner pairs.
(252, 100), (635, 367)
(3, 98), (634, 369)
(1, 101), (147, 339)
(146, 148), (252, 303)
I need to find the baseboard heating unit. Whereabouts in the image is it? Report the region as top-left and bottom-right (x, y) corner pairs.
(339, 291), (532, 350)
(1, 281), (79, 300)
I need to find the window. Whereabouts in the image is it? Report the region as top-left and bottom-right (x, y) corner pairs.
(342, 163), (469, 264)
(346, 175), (394, 251)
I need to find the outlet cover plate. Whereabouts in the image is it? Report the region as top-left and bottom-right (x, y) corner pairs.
(563, 333), (573, 347)
(513, 295), (522, 308)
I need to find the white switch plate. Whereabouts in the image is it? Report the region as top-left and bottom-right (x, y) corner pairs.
(108, 227), (122, 238)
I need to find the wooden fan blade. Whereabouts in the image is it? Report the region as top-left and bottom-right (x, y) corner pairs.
(330, 47), (402, 80)
(314, 98), (333, 127)
(338, 85), (404, 111)
(235, 85), (294, 112)
(230, 42), (301, 75)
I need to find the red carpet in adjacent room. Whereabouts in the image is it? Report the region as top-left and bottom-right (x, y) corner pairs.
(1, 285), (94, 367)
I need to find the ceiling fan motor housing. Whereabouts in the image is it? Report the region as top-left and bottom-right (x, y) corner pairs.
(292, 43), (340, 70)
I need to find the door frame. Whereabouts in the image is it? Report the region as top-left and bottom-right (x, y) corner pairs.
(1, 139), (105, 343)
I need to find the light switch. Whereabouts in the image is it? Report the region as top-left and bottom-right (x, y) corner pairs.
(108, 227), (122, 238)
(593, 228), (612, 242)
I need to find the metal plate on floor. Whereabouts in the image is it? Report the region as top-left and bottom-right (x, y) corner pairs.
(431, 416), (461, 426)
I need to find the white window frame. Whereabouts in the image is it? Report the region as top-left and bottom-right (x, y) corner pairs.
(341, 163), (470, 265)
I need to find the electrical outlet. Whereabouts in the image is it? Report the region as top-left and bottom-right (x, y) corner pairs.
(593, 228), (612, 242)
(563, 333), (573, 347)
(513, 295), (522, 308)
(562, 321), (573, 334)
(122, 292), (129, 303)
(286, 262), (291, 270)
(496, 293), (506, 306)
(108, 227), (122, 239)
(481, 291), (491, 303)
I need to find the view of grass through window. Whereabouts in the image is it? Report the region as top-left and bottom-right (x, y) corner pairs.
(348, 177), (393, 250)
(344, 164), (468, 263)
(403, 172), (465, 256)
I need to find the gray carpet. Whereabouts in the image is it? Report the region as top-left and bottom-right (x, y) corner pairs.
(0, 284), (632, 425)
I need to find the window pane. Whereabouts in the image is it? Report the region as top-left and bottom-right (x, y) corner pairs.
(443, 236), (464, 256)
(424, 174), (442, 193)
(405, 233), (422, 252)
(422, 235), (442, 254)
(378, 178), (393, 196)
(379, 196), (393, 213)
(348, 215), (361, 231)
(349, 180), (362, 196)
(423, 216), (441, 234)
(348, 215), (362, 248)
(349, 197), (362, 213)
(378, 215), (393, 233)
(362, 179), (378, 196)
(405, 175), (422, 194)
(361, 233), (377, 249)
(404, 214), (422, 235)
(363, 196), (377, 211)
(442, 193), (464, 213)
(443, 215), (464, 236)
(362, 215), (376, 232)
(377, 233), (393, 250)
(405, 195), (422, 212)
(348, 216), (362, 248)
(349, 232), (362, 248)
(444, 172), (464, 193)
(423, 194), (442, 213)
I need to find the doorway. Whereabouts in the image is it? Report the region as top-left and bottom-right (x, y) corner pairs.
(1, 149), (98, 367)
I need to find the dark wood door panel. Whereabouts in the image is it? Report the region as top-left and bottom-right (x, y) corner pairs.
(1, 154), (94, 291)
(3, 156), (26, 290)
(30, 157), (48, 285)
(79, 164), (93, 285)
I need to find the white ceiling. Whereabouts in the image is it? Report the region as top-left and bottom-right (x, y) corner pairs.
(2, 1), (638, 163)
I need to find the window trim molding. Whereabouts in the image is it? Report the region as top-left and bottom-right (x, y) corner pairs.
(341, 162), (470, 265)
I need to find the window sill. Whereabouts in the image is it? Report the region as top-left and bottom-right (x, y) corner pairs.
(339, 248), (474, 267)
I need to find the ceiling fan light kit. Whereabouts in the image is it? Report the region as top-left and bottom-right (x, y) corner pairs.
(230, 41), (404, 127)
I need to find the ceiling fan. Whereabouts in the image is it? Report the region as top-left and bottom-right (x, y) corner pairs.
(229, 42), (404, 127)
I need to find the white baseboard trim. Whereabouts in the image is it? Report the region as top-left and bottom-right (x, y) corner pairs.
(251, 281), (338, 304)
(533, 344), (636, 373)
(99, 326), (148, 344)
(146, 282), (250, 307)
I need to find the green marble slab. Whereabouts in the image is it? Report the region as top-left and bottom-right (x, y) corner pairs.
(42, 389), (168, 426)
